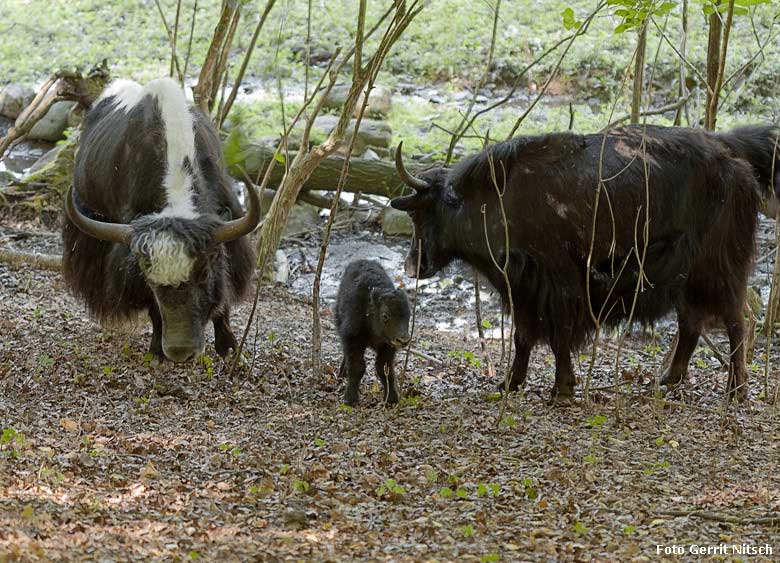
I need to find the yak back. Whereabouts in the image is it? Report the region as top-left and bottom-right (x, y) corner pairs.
(444, 125), (760, 350)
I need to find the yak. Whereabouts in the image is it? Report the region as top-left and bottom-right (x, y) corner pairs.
(391, 124), (780, 402)
(63, 78), (259, 362)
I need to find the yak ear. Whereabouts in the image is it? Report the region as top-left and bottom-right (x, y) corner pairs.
(390, 194), (420, 211)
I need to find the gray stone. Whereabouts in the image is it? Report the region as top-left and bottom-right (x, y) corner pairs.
(261, 189), (320, 236)
(0, 83), (34, 119)
(27, 144), (63, 175)
(360, 148), (381, 161)
(323, 84), (393, 117)
(346, 119), (391, 153)
(28, 101), (76, 141)
(380, 207), (413, 237)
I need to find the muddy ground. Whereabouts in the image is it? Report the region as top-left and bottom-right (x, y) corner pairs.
(2, 216), (780, 562)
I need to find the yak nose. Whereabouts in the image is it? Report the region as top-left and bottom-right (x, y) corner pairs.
(163, 343), (201, 363)
(394, 335), (411, 348)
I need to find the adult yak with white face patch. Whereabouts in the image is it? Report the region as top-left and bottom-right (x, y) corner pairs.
(392, 125), (780, 402)
(63, 78), (260, 362)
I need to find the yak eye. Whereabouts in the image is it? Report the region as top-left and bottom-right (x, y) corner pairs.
(382, 311), (389, 323)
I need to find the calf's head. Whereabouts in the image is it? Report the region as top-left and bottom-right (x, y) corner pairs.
(370, 287), (411, 348)
(390, 143), (454, 279)
(66, 185), (260, 362)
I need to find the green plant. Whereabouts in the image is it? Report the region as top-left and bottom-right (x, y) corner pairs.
(586, 414), (607, 427)
(376, 479), (406, 499)
(1, 428), (26, 458)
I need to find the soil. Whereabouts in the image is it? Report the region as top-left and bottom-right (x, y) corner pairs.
(2, 215), (780, 561)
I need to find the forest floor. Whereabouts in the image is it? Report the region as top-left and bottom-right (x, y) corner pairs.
(2, 218), (780, 562)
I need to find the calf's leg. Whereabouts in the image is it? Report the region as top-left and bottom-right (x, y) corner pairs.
(375, 344), (400, 405)
(342, 344), (367, 406)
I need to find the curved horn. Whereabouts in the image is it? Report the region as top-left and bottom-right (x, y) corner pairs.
(395, 142), (430, 191)
(213, 179), (262, 243)
(66, 186), (132, 245)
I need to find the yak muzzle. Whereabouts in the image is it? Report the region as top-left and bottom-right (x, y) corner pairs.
(162, 338), (205, 363)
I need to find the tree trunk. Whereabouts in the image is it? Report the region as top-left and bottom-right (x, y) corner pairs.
(630, 22), (648, 124)
(705, 2), (722, 130)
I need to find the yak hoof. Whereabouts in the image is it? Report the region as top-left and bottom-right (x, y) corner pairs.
(549, 385), (575, 405)
(727, 381), (749, 404)
(659, 370), (683, 387)
(343, 385), (359, 407)
(496, 379), (521, 394)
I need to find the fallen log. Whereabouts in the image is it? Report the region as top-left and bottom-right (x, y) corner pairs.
(0, 248), (62, 271)
(224, 132), (427, 199)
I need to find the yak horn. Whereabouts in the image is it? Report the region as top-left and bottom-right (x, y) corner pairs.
(395, 142), (430, 191)
(66, 186), (133, 245)
(213, 178), (262, 243)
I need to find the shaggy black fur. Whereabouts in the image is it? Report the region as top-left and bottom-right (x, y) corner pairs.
(392, 124), (773, 402)
(334, 260), (411, 406)
(62, 84), (255, 361)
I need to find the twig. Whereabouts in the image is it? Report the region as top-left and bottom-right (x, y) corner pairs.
(604, 96), (690, 130)
(409, 347), (442, 366)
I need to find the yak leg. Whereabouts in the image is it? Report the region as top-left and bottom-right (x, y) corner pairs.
(214, 311), (238, 358)
(723, 307), (749, 403)
(375, 344), (400, 405)
(661, 312), (701, 387)
(342, 344), (367, 406)
(497, 331), (533, 393)
(148, 304), (164, 359)
(550, 341), (576, 401)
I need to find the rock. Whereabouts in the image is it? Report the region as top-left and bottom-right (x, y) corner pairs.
(0, 83), (34, 119)
(364, 85), (392, 117)
(323, 84), (393, 117)
(260, 189), (320, 236)
(380, 207), (413, 237)
(28, 101), (76, 142)
(345, 119), (391, 153)
(27, 144), (63, 175)
(360, 148), (381, 161)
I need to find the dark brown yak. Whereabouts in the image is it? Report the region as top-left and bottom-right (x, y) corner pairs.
(391, 125), (780, 402)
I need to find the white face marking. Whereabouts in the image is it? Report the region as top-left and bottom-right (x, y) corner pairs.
(97, 77), (199, 219)
(133, 230), (195, 287)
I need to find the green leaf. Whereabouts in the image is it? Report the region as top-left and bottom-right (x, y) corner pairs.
(655, 436), (665, 446)
(586, 414), (607, 427)
(461, 524), (475, 537)
(439, 487), (454, 498)
(273, 152), (286, 164)
(573, 521), (588, 536)
(314, 438), (325, 447)
(561, 7), (583, 30)
(481, 554), (500, 563)
(481, 319), (493, 329)
(622, 524), (636, 536)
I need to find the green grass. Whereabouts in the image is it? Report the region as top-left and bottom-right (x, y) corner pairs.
(0, 0), (777, 150)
